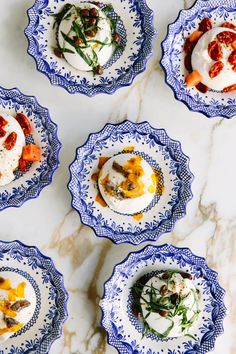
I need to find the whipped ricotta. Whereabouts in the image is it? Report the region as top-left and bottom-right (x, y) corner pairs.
(192, 27), (236, 91)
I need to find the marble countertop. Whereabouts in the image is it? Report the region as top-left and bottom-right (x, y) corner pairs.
(1, 0), (235, 353)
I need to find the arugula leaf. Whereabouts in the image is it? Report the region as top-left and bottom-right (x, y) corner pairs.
(72, 20), (87, 45)
(61, 31), (93, 67)
(51, 3), (73, 28)
(102, 4), (114, 13)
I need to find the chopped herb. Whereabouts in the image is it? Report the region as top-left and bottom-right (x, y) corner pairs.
(72, 20), (87, 45)
(51, 3), (73, 28)
(102, 4), (114, 13)
(61, 31), (93, 67)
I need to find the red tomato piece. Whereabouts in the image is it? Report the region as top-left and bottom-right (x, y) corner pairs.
(208, 41), (223, 61)
(217, 31), (236, 45)
(199, 18), (213, 32)
(0, 116), (8, 128)
(184, 54), (192, 71)
(4, 132), (17, 150)
(18, 158), (28, 172)
(221, 22), (236, 30)
(0, 128), (6, 138)
(184, 38), (196, 54)
(228, 50), (236, 66)
(209, 61), (224, 78)
(15, 113), (32, 136)
(224, 83), (236, 92)
(195, 82), (209, 93)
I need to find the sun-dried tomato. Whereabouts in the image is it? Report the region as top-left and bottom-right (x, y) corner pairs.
(208, 41), (223, 61)
(184, 38), (195, 53)
(18, 157), (29, 172)
(15, 113), (31, 136)
(195, 82), (208, 93)
(228, 50), (236, 66)
(217, 31), (236, 45)
(199, 18), (213, 32)
(224, 84), (236, 92)
(0, 116), (7, 128)
(184, 53), (192, 71)
(221, 22), (236, 30)
(4, 132), (17, 150)
(209, 61), (224, 78)
(233, 65), (236, 72)
(0, 128), (6, 138)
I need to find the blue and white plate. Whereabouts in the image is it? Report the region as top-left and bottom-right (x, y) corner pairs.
(68, 120), (193, 245)
(0, 86), (61, 211)
(0, 240), (68, 354)
(161, 0), (236, 118)
(25, 0), (156, 96)
(100, 244), (226, 354)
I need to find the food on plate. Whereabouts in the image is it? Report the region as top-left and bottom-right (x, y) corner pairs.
(132, 270), (200, 338)
(0, 272), (35, 343)
(97, 153), (159, 215)
(0, 113), (41, 186)
(184, 18), (236, 92)
(52, 2), (121, 74)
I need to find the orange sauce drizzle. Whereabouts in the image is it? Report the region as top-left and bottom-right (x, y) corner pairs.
(98, 156), (109, 170)
(133, 213), (143, 221)
(95, 193), (107, 207)
(122, 146), (135, 153)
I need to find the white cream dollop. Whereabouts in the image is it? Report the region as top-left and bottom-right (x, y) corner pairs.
(191, 27), (236, 91)
(0, 113), (25, 187)
(140, 272), (199, 338)
(98, 153), (156, 215)
(58, 3), (113, 71)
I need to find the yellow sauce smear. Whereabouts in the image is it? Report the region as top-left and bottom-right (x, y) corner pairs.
(95, 193), (107, 207)
(8, 282), (26, 302)
(0, 323), (23, 335)
(122, 146), (135, 153)
(102, 155), (146, 199)
(0, 300), (17, 318)
(133, 213), (143, 221)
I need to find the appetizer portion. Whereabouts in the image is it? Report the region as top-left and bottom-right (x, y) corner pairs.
(53, 2), (121, 75)
(132, 271), (200, 338)
(0, 113), (40, 186)
(98, 154), (157, 215)
(0, 273), (35, 343)
(184, 18), (236, 92)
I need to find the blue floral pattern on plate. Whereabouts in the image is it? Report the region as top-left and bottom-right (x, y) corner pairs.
(25, 0), (156, 96)
(0, 240), (68, 354)
(161, 0), (236, 118)
(100, 244), (226, 354)
(0, 86), (61, 211)
(68, 120), (193, 245)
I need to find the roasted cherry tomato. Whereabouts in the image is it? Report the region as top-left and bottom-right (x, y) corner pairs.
(18, 157), (29, 172)
(195, 82), (209, 93)
(0, 116), (8, 128)
(224, 83), (236, 92)
(217, 31), (236, 45)
(15, 113), (31, 136)
(209, 61), (224, 78)
(228, 50), (236, 66)
(198, 18), (212, 33)
(184, 53), (192, 72)
(184, 38), (195, 54)
(4, 132), (17, 150)
(0, 128), (6, 138)
(221, 22), (236, 30)
(208, 41), (223, 61)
